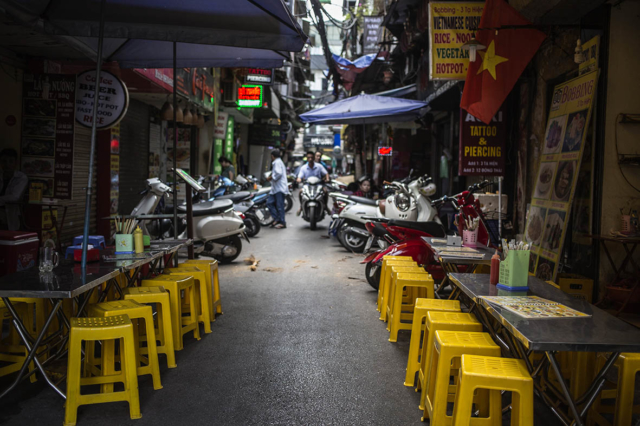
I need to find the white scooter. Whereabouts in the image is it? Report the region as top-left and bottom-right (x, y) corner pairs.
(132, 177), (247, 263)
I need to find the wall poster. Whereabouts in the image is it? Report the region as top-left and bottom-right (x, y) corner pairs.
(524, 70), (599, 282)
(459, 105), (506, 176)
(428, 2), (484, 80)
(21, 74), (76, 199)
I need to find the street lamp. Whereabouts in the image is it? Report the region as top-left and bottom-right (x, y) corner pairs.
(460, 34), (486, 63)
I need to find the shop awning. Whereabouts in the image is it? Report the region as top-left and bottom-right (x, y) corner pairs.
(77, 38), (289, 68)
(0, 0), (308, 52)
(373, 83), (417, 98)
(299, 93), (428, 125)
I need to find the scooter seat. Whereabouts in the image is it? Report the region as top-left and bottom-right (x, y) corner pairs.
(178, 199), (234, 217)
(348, 195), (377, 206)
(252, 187), (270, 197)
(216, 191), (252, 203)
(387, 220), (446, 237)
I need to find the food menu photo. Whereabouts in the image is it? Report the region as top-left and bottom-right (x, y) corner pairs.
(524, 70), (599, 282)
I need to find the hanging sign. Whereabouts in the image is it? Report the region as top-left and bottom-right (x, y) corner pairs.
(237, 85), (263, 108)
(378, 147), (393, 156)
(224, 115), (235, 160)
(525, 70), (599, 282)
(21, 74), (76, 199)
(428, 2), (484, 80)
(578, 36), (600, 76)
(459, 105), (506, 175)
(75, 70), (129, 129)
(244, 68), (273, 85)
(363, 16), (384, 54)
(214, 111), (229, 139)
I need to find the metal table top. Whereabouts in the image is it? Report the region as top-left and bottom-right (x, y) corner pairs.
(101, 214), (186, 220)
(449, 273), (640, 353)
(100, 248), (165, 271)
(149, 239), (192, 254)
(423, 237), (495, 265)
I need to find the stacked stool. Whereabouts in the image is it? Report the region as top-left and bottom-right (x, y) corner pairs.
(377, 256), (416, 314)
(164, 266), (214, 334)
(387, 272), (435, 342)
(183, 259), (223, 317)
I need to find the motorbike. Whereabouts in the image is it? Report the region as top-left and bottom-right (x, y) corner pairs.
(300, 176), (326, 230)
(329, 194), (380, 253)
(360, 181), (493, 289)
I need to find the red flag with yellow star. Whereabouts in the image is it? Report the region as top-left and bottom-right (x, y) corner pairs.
(460, 0), (546, 124)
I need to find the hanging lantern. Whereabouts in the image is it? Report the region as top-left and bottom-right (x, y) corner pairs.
(197, 113), (205, 128)
(175, 103), (183, 122)
(383, 68), (394, 85)
(574, 39), (586, 64)
(160, 101), (174, 121)
(183, 108), (193, 125)
(460, 34), (486, 63)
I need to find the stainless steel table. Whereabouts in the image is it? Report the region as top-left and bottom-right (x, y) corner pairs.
(448, 273), (640, 426)
(422, 237), (495, 298)
(0, 239), (191, 400)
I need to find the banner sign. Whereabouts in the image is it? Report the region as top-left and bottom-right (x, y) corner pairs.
(303, 135), (333, 148)
(75, 70), (129, 129)
(22, 74), (76, 199)
(525, 70), (599, 282)
(134, 68), (215, 111)
(214, 111), (228, 139)
(428, 2), (484, 80)
(242, 68), (273, 85)
(363, 16), (384, 54)
(459, 105), (506, 175)
(224, 115), (235, 160)
(238, 85), (263, 108)
(579, 36), (600, 76)
(249, 124), (281, 146)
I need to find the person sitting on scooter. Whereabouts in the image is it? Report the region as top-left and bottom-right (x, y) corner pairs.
(266, 149), (288, 229)
(296, 151), (328, 216)
(218, 156), (235, 181)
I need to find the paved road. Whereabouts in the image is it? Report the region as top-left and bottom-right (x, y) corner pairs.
(0, 197), (561, 425)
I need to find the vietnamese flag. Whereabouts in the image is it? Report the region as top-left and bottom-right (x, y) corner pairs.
(460, 0), (546, 124)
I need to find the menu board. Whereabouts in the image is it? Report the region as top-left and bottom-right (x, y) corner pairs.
(429, 2), (484, 80)
(480, 296), (590, 319)
(525, 70), (599, 281)
(22, 74), (75, 199)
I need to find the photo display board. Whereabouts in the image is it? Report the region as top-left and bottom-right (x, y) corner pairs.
(524, 70), (599, 282)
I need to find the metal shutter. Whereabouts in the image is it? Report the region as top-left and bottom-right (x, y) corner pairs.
(118, 99), (150, 214)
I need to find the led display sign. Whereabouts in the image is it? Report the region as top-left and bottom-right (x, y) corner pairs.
(237, 85), (263, 108)
(378, 147), (393, 156)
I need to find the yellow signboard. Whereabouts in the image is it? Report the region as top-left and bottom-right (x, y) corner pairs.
(579, 35), (600, 76)
(429, 2), (484, 80)
(525, 70), (599, 282)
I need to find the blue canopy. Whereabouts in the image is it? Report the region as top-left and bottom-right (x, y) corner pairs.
(299, 93), (428, 125)
(78, 38), (289, 68)
(1, 0), (307, 52)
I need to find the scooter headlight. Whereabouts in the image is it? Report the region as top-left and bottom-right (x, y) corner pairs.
(395, 193), (411, 212)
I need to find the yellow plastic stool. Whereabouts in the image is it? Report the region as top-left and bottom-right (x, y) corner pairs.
(0, 300), (35, 379)
(88, 300), (162, 391)
(592, 353), (640, 426)
(165, 267), (213, 334)
(183, 259), (223, 316)
(377, 256), (415, 312)
(380, 264), (424, 322)
(423, 330), (501, 424)
(404, 299), (461, 388)
(65, 315), (140, 426)
(418, 311), (483, 410)
(123, 286), (177, 369)
(452, 355), (534, 426)
(141, 275), (200, 351)
(388, 272), (435, 342)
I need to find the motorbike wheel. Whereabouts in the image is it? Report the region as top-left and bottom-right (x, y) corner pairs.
(243, 215), (261, 237)
(284, 194), (293, 212)
(365, 262), (381, 290)
(207, 235), (242, 264)
(309, 206), (317, 230)
(342, 227), (366, 253)
(336, 224), (348, 250)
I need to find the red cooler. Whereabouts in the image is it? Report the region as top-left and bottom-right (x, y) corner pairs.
(0, 231), (40, 276)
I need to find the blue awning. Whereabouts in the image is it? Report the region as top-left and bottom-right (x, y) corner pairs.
(299, 93), (428, 125)
(1, 0), (308, 52)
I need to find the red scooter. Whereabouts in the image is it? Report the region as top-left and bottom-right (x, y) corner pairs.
(361, 181), (494, 289)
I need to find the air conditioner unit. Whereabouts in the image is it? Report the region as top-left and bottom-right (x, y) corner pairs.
(222, 81), (237, 104)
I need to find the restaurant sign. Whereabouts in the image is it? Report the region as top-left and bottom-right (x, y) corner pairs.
(459, 105), (506, 176)
(238, 85), (263, 108)
(428, 2), (484, 80)
(525, 70), (599, 282)
(133, 68), (215, 112)
(75, 70), (129, 129)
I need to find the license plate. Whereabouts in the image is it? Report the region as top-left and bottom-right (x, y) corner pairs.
(364, 235), (374, 252)
(307, 201), (317, 207)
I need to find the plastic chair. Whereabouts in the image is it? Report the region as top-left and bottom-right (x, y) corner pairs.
(141, 275), (200, 351)
(88, 300), (162, 391)
(123, 286), (176, 369)
(452, 355), (534, 426)
(403, 299), (462, 388)
(589, 352), (640, 426)
(377, 256), (416, 312)
(387, 272), (435, 342)
(423, 330), (501, 424)
(183, 259), (222, 316)
(164, 267), (213, 334)
(380, 264), (425, 322)
(417, 311), (483, 410)
(64, 315), (140, 426)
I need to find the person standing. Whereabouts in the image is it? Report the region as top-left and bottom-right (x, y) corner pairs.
(266, 149), (288, 229)
(0, 148), (28, 230)
(218, 156), (235, 181)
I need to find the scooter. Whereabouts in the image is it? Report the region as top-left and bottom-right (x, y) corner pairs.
(300, 176), (326, 230)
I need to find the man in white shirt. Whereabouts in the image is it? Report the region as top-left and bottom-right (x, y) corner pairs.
(0, 149), (28, 230)
(266, 149), (288, 229)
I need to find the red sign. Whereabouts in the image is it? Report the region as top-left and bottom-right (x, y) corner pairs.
(237, 85), (263, 107)
(239, 68), (273, 85)
(458, 105), (506, 176)
(378, 147), (393, 156)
